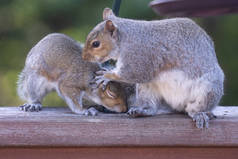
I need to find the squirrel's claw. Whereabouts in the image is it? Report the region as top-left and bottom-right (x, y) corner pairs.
(127, 106), (156, 117)
(94, 75), (110, 91)
(89, 79), (98, 89)
(19, 103), (42, 112)
(83, 107), (98, 116)
(88, 75), (104, 89)
(96, 66), (111, 75)
(192, 112), (210, 129)
(89, 73), (110, 91)
(96, 70), (106, 76)
(95, 75), (105, 85)
(101, 79), (110, 90)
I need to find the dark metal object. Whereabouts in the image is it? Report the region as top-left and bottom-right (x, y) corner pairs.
(112, 0), (121, 16)
(149, 0), (238, 17)
(101, 0), (121, 69)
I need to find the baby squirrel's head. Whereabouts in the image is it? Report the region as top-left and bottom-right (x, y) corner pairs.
(82, 8), (119, 63)
(97, 81), (127, 113)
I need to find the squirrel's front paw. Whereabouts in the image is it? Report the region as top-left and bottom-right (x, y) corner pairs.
(19, 103), (42, 112)
(95, 70), (111, 91)
(192, 112), (211, 129)
(83, 107), (98, 116)
(127, 106), (155, 117)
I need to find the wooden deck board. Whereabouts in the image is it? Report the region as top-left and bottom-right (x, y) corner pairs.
(0, 106), (237, 147)
(1, 147), (238, 159)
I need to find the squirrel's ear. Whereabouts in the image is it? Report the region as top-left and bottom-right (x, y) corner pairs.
(105, 84), (118, 99)
(103, 8), (115, 20)
(106, 89), (117, 99)
(104, 20), (117, 35)
(105, 20), (115, 32)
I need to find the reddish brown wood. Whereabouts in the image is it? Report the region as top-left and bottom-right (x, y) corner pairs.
(149, 0), (238, 17)
(0, 107), (237, 147)
(0, 147), (238, 159)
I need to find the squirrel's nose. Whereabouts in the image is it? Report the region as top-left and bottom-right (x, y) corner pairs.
(114, 104), (128, 113)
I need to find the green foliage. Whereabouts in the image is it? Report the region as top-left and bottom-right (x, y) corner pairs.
(0, 0), (237, 106)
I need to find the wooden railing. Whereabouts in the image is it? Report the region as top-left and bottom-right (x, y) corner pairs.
(0, 106), (238, 159)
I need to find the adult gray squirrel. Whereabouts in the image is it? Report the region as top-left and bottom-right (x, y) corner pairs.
(17, 33), (128, 115)
(82, 8), (224, 128)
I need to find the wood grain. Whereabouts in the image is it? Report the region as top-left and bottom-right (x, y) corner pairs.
(0, 106), (237, 147)
(1, 147), (238, 159)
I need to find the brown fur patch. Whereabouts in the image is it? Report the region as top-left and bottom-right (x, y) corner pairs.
(104, 72), (121, 81)
(97, 82), (127, 113)
(158, 57), (178, 74)
(82, 26), (114, 62)
(38, 68), (61, 82)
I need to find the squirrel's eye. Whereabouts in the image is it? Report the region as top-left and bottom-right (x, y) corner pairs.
(92, 41), (100, 48)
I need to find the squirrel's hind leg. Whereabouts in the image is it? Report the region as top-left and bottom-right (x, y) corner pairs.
(188, 111), (216, 129)
(127, 84), (159, 117)
(19, 103), (42, 112)
(18, 71), (52, 112)
(185, 85), (219, 129)
(185, 68), (223, 128)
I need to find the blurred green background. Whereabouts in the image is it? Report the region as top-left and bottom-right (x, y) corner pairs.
(0, 0), (237, 106)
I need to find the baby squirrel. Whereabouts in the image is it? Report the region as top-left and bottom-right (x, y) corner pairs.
(17, 33), (128, 115)
(82, 8), (224, 128)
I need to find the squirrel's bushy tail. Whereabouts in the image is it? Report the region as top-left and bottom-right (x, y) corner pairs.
(17, 69), (28, 101)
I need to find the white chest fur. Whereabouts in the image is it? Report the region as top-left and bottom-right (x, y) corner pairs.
(138, 70), (210, 112)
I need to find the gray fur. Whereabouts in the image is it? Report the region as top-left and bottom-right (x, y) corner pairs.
(104, 17), (221, 82)
(17, 33), (128, 114)
(87, 9), (224, 128)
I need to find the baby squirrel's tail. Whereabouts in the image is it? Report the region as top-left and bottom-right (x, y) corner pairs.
(17, 69), (28, 101)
